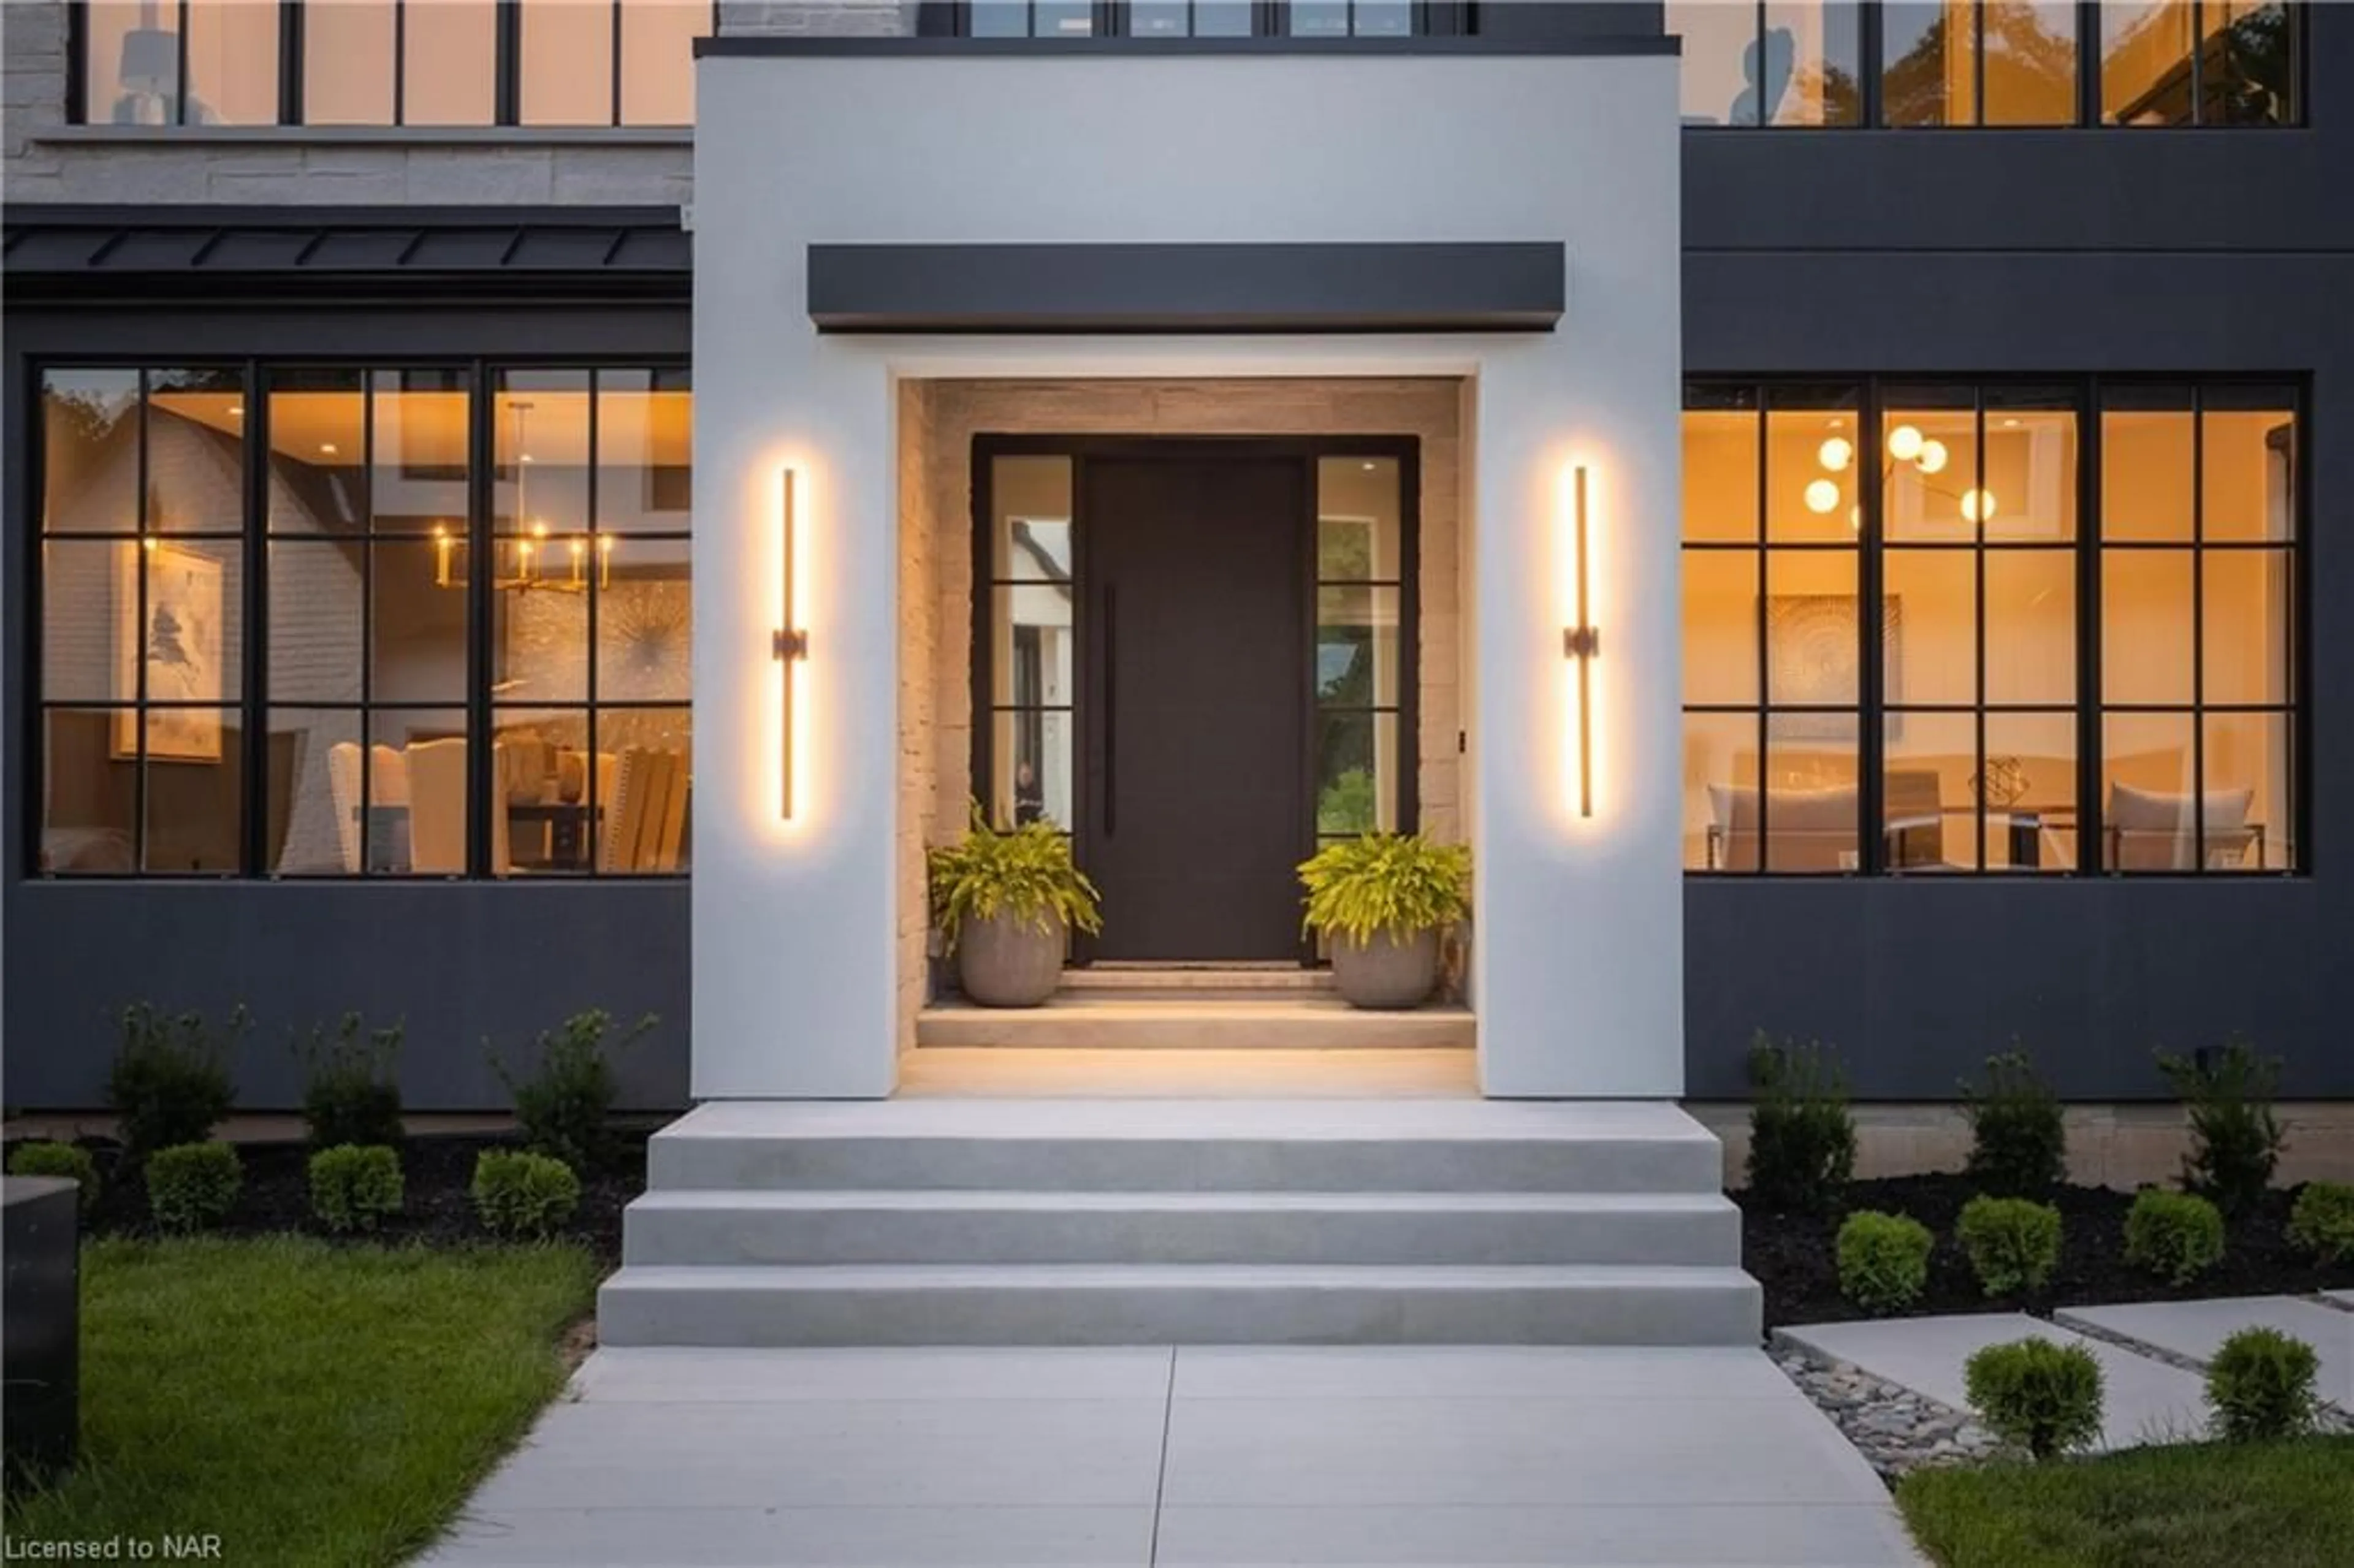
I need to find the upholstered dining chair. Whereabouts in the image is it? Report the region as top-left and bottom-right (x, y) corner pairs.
(327, 741), (412, 873)
(1708, 782), (1860, 872)
(407, 738), (506, 874)
(2106, 783), (2258, 870)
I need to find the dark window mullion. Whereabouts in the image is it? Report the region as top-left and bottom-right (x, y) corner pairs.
(360, 369), (378, 873)
(610, 0), (623, 127)
(243, 360), (269, 876)
(173, 0), (191, 126)
(283, 0), (303, 125)
(497, 0), (522, 126)
(1972, 396), (1989, 869)
(585, 369), (601, 873)
(1859, 0), (1882, 127)
(132, 370), (151, 870)
(2079, 376), (2102, 870)
(394, 0), (408, 127)
(2190, 384), (2207, 869)
(2078, 0), (2100, 126)
(1858, 377), (1886, 872)
(1753, 389), (1771, 866)
(466, 363), (495, 877)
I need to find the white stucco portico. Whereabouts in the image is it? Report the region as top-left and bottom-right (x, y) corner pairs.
(690, 43), (1685, 1098)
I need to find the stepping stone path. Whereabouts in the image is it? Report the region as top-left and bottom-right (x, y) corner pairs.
(1781, 1296), (2354, 1469)
(1778, 1313), (2209, 1455)
(2060, 1296), (2354, 1414)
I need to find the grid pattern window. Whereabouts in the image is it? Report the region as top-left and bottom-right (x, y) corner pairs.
(1681, 379), (2301, 876)
(1672, 0), (2296, 126)
(943, 1), (1452, 37)
(75, 0), (714, 127)
(34, 362), (692, 880)
(981, 457), (1079, 831)
(1316, 456), (1409, 840)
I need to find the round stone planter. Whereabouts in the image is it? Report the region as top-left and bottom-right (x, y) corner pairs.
(1328, 927), (1441, 1010)
(955, 909), (1067, 1008)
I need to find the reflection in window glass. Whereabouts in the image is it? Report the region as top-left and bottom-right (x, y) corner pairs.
(83, 0), (180, 125)
(1765, 0), (1865, 124)
(523, 0), (616, 126)
(985, 457), (1076, 830)
(1315, 457), (1407, 842)
(1984, 0), (2078, 123)
(1881, 1), (1974, 126)
(1884, 1), (2078, 126)
(2104, 0), (2294, 124)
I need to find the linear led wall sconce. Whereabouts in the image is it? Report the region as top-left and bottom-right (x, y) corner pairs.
(773, 468), (809, 820)
(1563, 464), (1599, 820)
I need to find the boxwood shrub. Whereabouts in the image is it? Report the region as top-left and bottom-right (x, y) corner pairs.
(2206, 1326), (2320, 1442)
(1964, 1336), (2103, 1460)
(2286, 1182), (2354, 1266)
(307, 1143), (405, 1234)
(471, 1149), (581, 1239)
(146, 1141), (242, 1233)
(1956, 1195), (2063, 1298)
(1837, 1210), (1934, 1314)
(2122, 1188), (2225, 1285)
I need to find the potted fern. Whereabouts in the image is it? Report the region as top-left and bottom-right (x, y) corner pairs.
(1297, 832), (1471, 1010)
(928, 807), (1102, 1008)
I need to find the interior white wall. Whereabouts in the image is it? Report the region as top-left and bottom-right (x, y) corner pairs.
(693, 51), (1683, 1098)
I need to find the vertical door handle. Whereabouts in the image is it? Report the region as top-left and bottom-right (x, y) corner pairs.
(1101, 584), (1116, 837)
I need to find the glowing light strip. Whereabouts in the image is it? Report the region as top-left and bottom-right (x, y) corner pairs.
(772, 469), (809, 820)
(1564, 464), (1598, 820)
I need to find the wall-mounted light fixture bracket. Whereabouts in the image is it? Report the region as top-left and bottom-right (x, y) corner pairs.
(1564, 464), (1599, 820)
(772, 628), (809, 661)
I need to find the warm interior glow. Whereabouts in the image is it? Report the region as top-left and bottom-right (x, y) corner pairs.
(1916, 438), (1950, 475)
(1887, 424), (1924, 462)
(1804, 478), (1842, 515)
(1817, 436), (1854, 473)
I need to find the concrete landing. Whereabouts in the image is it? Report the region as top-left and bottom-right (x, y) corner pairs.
(901, 1046), (1477, 1098)
(1780, 1312), (2209, 1451)
(425, 1347), (1924, 1566)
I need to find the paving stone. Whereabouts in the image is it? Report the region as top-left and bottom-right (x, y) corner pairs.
(1780, 1313), (2209, 1451)
(2060, 1296), (2354, 1410)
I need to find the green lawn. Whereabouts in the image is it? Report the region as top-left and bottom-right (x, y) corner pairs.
(4, 1236), (600, 1567)
(1898, 1435), (2354, 1568)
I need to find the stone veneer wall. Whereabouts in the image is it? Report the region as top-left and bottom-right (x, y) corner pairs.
(900, 377), (1469, 1029)
(0, 0), (908, 206)
(896, 382), (940, 1054)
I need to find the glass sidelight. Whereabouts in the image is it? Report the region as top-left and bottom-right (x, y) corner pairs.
(1315, 455), (1407, 840)
(982, 455), (1078, 830)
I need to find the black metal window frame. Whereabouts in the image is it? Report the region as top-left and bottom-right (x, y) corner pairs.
(26, 352), (693, 882)
(1682, 374), (2308, 879)
(67, 0), (717, 129)
(920, 0), (1466, 39)
(1677, 0), (2303, 130)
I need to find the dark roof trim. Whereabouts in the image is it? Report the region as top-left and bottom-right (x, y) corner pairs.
(701, 35), (1678, 58)
(1, 205), (689, 306)
(808, 242), (1565, 335)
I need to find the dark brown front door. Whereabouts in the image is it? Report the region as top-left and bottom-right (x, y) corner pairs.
(1080, 456), (1308, 961)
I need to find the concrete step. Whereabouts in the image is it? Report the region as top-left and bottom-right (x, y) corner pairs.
(596, 1262), (1763, 1347)
(647, 1100), (1726, 1195)
(621, 1189), (1743, 1268)
(915, 995), (1470, 1050)
(1058, 965), (1336, 1000)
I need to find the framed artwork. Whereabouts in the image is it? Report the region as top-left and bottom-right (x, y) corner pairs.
(1766, 593), (1902, 740)
(113, 541), (225, 763)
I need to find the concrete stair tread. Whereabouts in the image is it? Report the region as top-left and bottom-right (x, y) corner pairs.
(629, 1189), (1740, 1214)
(915, 998), (1473, 1051)
(658, 1098), (1717, 1143)
(605, 1263), (1758, 1290)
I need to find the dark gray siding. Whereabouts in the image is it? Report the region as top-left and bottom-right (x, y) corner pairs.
(1681, 8), (2354, 1099)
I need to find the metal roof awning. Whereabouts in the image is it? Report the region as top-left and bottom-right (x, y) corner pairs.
(1, 205), (691, 304)
(807, 242), (1567, 335)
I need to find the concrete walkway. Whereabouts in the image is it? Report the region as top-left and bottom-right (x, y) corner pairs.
(424, 1346), (1922, 1566)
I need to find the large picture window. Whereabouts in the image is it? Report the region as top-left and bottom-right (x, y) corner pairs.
(1682, 378), (2299, 875)
(35, 362), (691, 879)
(1672, 0), (2297, 127)
(75, 0), (712, 127)
(939, 0), (1455, 38)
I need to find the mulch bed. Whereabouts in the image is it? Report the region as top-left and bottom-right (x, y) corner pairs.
(1746, 1174), (2354, 1329)
(18, 1133), (647, 1262)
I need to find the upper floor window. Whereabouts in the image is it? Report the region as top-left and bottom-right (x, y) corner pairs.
(1683, 378), (2300, 875)
(36, 362), (692, 879)
(74, 0), (713, 128)
(1673, 0), (2298, 127)
(937, 1), (1452, 38)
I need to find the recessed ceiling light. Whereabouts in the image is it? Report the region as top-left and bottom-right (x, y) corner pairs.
(2002, 417), (2020, 428)
(520, 454), (535, 464)
(1360, 461), (1377, 472)
(319, 442), (338, 455)
(227, 405), (244, 417)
